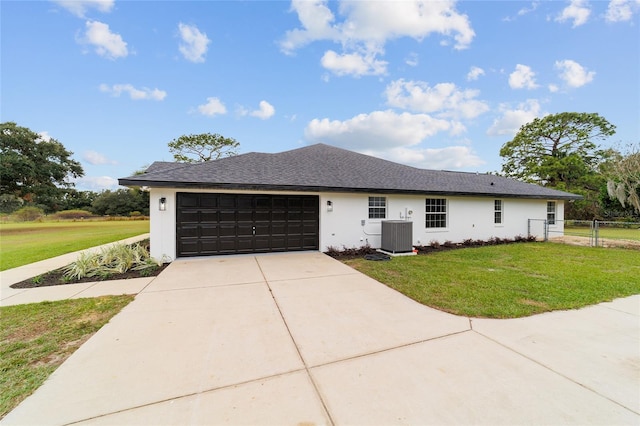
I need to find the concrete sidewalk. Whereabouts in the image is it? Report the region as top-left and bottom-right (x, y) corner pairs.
(2, 252), (639, 425)
(0, 234), (151, 307)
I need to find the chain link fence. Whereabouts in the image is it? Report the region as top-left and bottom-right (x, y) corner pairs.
(528, 219), (640, 248)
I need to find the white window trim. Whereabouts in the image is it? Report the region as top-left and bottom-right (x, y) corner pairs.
(368, 196), (387, 220)
(547, 201), (557, 226)
(494, 199), (504, 226)
(425, 197), (448, 230)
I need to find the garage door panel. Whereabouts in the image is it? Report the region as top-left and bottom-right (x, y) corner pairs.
(179, 194), (199, 207)
(219, 225), (236, 237)
(200, 196), (218, 208)
(180, 225), (199, 238)
(178, 210), (199, 223)
(255, 224), (270, 236)
(200, 225), (218, 237)
(176, 193), (318, 257)
(255, 211), (270, 221)
(200, 211), (218, 223)
(237, 224), (253, 236)
(237, 210), (253, 222)
(219, 211), (236, 222)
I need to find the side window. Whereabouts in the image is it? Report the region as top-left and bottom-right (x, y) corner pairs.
(547, 201), (556, 225)
(494, 200), (503, 224)
(425, 198), (447, 228)
(368, 196), (386, 219)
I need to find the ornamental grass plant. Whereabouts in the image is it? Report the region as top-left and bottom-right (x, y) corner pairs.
(63, 242), (160, 281)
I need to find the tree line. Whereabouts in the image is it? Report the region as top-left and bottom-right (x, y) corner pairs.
(1, 117), (638, 220)
(0, 122), (148, 217)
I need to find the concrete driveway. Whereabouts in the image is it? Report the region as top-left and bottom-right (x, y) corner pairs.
(3, 252), (639, 425)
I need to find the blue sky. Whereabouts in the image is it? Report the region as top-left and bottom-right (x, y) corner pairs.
(2, 0), (639, 191)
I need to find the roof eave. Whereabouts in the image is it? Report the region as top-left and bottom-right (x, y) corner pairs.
(117, 179), (582, 200)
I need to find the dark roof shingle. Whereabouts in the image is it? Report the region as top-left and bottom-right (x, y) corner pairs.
(119, 144), (581, 200)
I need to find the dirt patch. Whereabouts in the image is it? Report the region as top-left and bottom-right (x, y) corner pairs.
(550, 235), (640, 249)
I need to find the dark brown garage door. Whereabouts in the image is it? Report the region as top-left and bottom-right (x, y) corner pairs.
(176, 193), (319, 257)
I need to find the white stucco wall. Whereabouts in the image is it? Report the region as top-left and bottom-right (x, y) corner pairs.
(320, 193), (564, 250)
(148, 188), (565, 261)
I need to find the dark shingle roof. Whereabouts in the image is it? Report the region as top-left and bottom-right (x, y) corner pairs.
(119, 143), (581, 200)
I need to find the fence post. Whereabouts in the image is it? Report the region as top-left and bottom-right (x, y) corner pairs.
(594, 220), (599, 247)
(544, 220), (548, 241)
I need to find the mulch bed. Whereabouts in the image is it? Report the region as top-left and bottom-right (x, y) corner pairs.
(10, 263), (170, 289)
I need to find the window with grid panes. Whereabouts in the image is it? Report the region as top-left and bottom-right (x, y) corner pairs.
(425, 198), (447, 228)
(368, 196), (386, 219)
(494, 200), (503, 224)
(547, 201), (556, 225)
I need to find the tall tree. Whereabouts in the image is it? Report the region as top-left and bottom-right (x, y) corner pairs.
(499, 112), (616, 219)
(606, 143), (640, 214)
(168, 133), (239, 163)
(0, 122), (84, 206)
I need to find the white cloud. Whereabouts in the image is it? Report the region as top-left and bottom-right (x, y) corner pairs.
(385, 79), (489, 120)
(37, 131), (52, 142)
(548, 84), (559, 93)
(305, 110), (451, 151)
(281, 0), (475, 77)
(508, 64), (539, 90)
(363, 145), (485, 170)
(555, 0), (591, 27)
(605, 0), (640, 22)
(83, 150), (116, 165)
(197, 97), (227, 117)
(52, 0), (114, 18)
(79, 20), (128, 59)
(99, 83), (167, 100)
(405, 52), (419, 67)
(466, 66), (485, 81)
(555, 59), (595, 88)
(304, 109), (483, 170)
(279, 0), (340, 53)
(503, 1), (540, 21)
(74, 176), (119, 191)
(178, 23), (211, 63)
(487, 99), (542, 136)
(250, 101), (276, 120)
(321, 50), (388, 76)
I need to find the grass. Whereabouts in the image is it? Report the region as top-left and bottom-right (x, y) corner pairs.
(0, 220), (150, 271)
(344, 243), (640, 318)
(0, 296), (134, 419)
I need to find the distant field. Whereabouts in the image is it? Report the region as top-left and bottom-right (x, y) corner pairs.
(0, 220), (150, 271)
(565, 225), (640, 241)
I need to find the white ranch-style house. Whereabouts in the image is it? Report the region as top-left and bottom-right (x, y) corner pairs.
(119, 144), (581, 262)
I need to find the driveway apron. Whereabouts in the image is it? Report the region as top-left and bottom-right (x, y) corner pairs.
(2, 252), (638, 425)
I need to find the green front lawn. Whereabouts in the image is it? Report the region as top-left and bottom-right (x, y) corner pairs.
(344, 243), (640, 318)
(0, 220), (149, 271)
(0, 296), (134, 419)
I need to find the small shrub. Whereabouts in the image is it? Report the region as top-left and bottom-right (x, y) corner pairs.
(13, 206), (45, 222)
(324, 244), (376, 258)
(52, 209), (95, 220)
(442, 240), (456, 248)
(430, 240), (441, 249)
